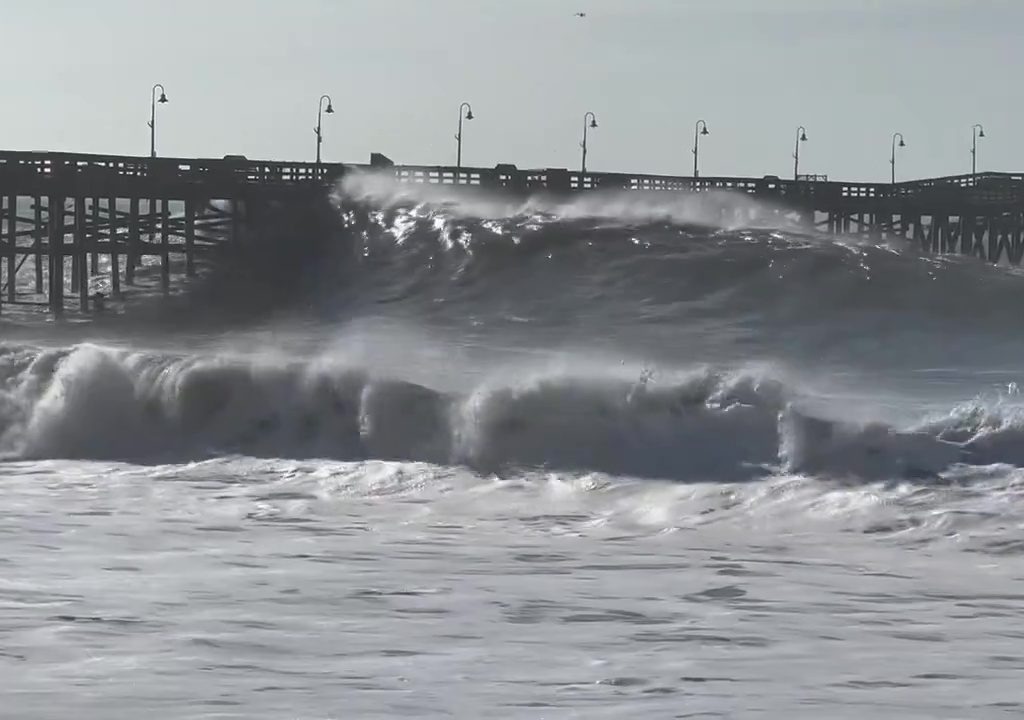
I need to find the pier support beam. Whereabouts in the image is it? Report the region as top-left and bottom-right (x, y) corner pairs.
(185, 197), (196, 277)
(127, 197), (139, 284)
(5, 194), (16, 306)
(160, 198), (170, 293)
(48, 195), (64, 315)
(75, 196), (88, 312)
(90, 197), (100, 275)
(109, 197), (121, 299)
(34, 196), (44, 294)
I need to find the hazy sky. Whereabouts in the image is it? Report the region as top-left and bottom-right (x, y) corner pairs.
(4, 0), (1022, 182)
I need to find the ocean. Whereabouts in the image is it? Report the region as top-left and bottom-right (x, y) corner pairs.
(2, 173), (1024, 718)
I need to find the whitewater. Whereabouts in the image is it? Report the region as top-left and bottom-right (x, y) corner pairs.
(3, 172), (1024, 718)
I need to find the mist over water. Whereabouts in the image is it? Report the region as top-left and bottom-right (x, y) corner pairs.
(5, 174), (1024, 718)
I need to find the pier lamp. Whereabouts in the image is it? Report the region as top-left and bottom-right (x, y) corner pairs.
(149, 84), (168, 158)
(793, 126), (808, 180)
(315, 94), (335, 167)
(890, 132), (906, 185)
(693, 120), (710, 178)
(972, 124), (986, 181)
(456, 102), (474, 177)
(581, 112), (598, 174)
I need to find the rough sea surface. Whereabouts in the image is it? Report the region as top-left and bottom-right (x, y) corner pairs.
(3, 174), (1024, 718)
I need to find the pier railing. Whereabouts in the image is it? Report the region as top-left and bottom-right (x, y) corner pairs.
(0, 151), (341, 196)
(389, 163), (1024, 209)
(4, 150), (1024, 209)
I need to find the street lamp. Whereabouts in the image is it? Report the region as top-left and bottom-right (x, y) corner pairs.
(455, 102), (474, 174)
(148, 84), (168, 158)
(971, 123), (986, 181)
(692, 120), (710, 178)
(890, 132), (906, 185)
(314, 94), (335, 166)
(580, 111), (598, 174)
(793, 126), (808, 180)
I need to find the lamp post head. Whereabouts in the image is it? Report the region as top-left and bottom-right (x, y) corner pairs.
(325, 103), (335, 114)
(158, 92), (168, 104)
(589, 117), (598, 129)
(700, 124), (710, 136)
(979, 128), (986, 138)
(799, 130), (808, 142)
(898, 138), (906, 148)
(465, 109), (474, 120)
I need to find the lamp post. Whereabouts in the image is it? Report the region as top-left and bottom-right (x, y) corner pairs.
(890, 132), (906, 185)
(314, 94), (335, 166)
(580, 111), (598, 174)
(971, 123), (986, 181)
(455, 102), (474, 174)
(692, 120), (709, 178)
(148, 84), (168, 158)
(793, 126), (808, 180)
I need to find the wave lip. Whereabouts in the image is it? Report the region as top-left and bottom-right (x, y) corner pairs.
(3, 342), (1020, 484)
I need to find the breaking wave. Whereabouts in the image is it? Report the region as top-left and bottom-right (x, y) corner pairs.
(3, 341), (1023, 483)
(5, 172), (1024, 485)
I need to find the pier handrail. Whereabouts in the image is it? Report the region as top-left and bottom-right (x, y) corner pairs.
(3, 150), (1024, 208)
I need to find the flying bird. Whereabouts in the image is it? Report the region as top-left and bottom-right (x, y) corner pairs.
(575, 12), (586, 17)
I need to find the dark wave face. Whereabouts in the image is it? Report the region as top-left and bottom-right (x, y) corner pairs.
(326, 173), (1024, 373)
(4, 171), (1024, 480)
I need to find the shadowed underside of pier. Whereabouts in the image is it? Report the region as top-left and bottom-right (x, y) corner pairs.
(2, 150), (1024, 315)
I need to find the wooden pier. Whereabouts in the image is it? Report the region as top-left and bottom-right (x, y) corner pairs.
(2, 149), (1024, 315)
(0, 151), (335, 315)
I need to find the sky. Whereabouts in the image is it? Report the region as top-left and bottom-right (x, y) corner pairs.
(3, 0), (1022, 183)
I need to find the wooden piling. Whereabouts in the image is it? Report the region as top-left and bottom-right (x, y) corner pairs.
(33, 196), (43, 294)
(127, 197), (139, 284)
(75, 196), (88, 312)
(5, 194), (15, 305)
(160, 198), (170, 293)
(109, 196), (121, 299)
(90, 197), (100, 275)
(185, 197), (196, 276)
(48, 195), (64, 315)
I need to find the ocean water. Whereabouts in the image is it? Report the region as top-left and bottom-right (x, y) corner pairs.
(3, 174), (1024, 718)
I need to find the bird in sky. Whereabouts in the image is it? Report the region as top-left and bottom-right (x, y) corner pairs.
(575, 12), (586, 18)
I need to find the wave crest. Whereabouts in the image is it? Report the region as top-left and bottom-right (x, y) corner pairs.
(4, 342), (1022, 483)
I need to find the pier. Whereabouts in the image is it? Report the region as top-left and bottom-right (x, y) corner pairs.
(2, 149), (1024, 315)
